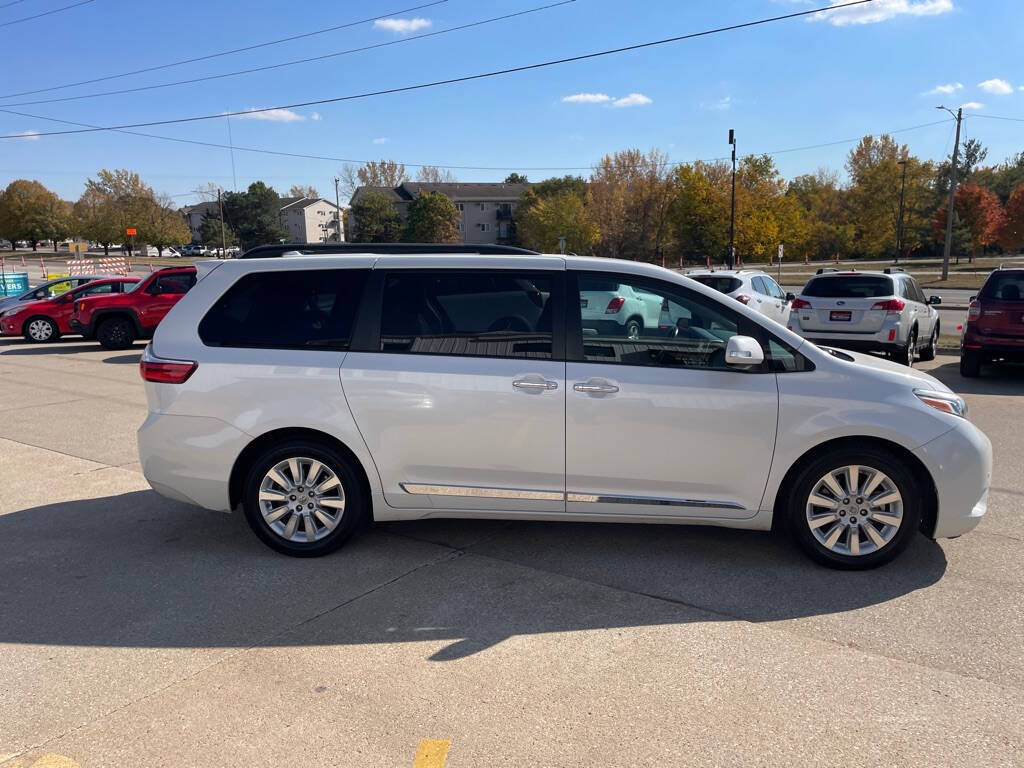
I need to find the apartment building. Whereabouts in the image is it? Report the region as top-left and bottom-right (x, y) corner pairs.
(181, 202), (220, 243)
(348, 182), (529, 244)
(279, 197), (346, 244)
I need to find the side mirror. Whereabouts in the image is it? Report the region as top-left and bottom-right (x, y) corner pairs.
(725, 335), (765, 368)
(928, 295), (942, 305)
(969, 295), (977, 302)
(785, 292), (796, 302)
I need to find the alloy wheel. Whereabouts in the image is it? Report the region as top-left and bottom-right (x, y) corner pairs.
(257, 457), (346, 543)
(805, 465), (903, 557)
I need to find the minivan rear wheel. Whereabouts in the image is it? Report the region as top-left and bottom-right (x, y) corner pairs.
(787, 447), (920, 569)
(242, 440), (366, 557)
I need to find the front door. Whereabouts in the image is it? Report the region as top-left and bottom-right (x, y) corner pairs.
(139, 272), (197, 331)
(566, 271), (778, 519)
(342, 267), (566, 513)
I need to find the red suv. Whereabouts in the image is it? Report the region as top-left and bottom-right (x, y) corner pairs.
(961, 267), (1024, 377)
(1, 276), (139, 342)
(70, 267), (197, 350)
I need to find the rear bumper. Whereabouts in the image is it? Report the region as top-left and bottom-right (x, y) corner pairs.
(797, 335), (903, 355)
(963, 331), (1024, 360)
(913, 419), (992, 539)
(138, 412), (249, 512)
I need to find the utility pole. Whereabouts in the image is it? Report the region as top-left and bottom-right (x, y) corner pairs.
(333, 176), (342, 243)
(728, 129), (737, 269)
(938, 106), (963, 281)
(895, 157), (908, 264)
(218, 188), (227, 258)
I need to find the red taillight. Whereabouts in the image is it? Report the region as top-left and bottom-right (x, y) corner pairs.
(605, 297), (625, 314)
(735, 294), (751, 305)
(140, 359), (197, 384)
(871, 299), (904, 312)
(967, 300), (981, 322)
(888, 329), (896, 341)
(790, 298), (811, 310)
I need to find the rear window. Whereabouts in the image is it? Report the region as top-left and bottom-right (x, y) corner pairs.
(691, 276), (742, 294)
(802, 276), (893, 298)
(982, 273), (1024, 302)
(199, 269), (369, 350)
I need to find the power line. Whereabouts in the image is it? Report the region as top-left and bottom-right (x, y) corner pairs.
(0, 0), (875, 139)
(1, 104), (949, 173)
(965, 113), (1024, 123)
(0, 1), (576, 108)
(0, 0), (447, 99)
(0, 0), (93, 28)
(0, 0), (32, 9)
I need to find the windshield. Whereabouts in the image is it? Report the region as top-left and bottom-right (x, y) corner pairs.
(802, 276), (893, 298)
(691, 275), (742, 294)
(125, 278), (146, 292)
(982, 273), (1024, 302)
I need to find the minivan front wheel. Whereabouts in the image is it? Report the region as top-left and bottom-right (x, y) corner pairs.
(242, 440), (366, 557)
(787, 448), (920, 569)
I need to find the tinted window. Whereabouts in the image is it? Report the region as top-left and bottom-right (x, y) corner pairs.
(907, 279), (927, 304)
(153, 273), (197, 294)
(199, 269), (368, 350)
(380, 271), (554, 359)
(76, 283), (116, 297)
(691, 275), (742, 294)
(766, 338), (813, 373)
(763, 276), (786, 300)
(982, 273), (1024, 302)
(802, 276), (894, 298)
(576, 273), (742, 370)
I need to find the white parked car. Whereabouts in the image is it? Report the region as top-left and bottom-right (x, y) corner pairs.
(137, 254), (990, 569)
(788, 268), (942, 365)
(686, 269), (793, 325)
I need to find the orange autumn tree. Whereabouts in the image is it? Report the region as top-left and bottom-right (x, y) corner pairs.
(933, 183), (1003, 262)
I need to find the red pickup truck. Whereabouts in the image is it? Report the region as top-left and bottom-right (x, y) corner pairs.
(70, 266), (197, 350)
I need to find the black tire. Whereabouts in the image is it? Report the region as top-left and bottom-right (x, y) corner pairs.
(893, 328), (916, 367)
(242, 439), (367, 557)
(22, 315), (59, 343)
(625, 317), (643, 340)
(786, 446), (921, 570)
(96, 316), (136, 350)
(960, 350), (982, 378)
(919, 324), (938, 362)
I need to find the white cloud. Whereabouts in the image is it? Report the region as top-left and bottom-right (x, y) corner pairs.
(978, 78), (1013, 95)
(924, 82), (962, 95)
(702, 96), (734, 111)
(7, 129), (39, 141)
(810, 0), (953, 26)
(372, 137), (390, 145)
(960, 101), (983, 110)
(611, 92), (653, 108)
(310, 112), (322, 121)
(374, 17), (430, 34)
(562, 92), (613, 104)
(234, 107), (305, 122)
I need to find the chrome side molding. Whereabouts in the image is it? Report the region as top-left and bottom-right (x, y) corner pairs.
(400, 483), (743, 510)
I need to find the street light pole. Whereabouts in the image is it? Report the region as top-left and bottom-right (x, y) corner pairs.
(938, 106), (963, 281)
(218, 188), (227, 258)
(728, 129), (737, 269)
(895, 158), (907, 264)
(333, 176), (342, 243)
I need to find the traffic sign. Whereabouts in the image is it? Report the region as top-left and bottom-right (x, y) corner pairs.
(125, 227), (137, 236)
(778, 243), (784, 261)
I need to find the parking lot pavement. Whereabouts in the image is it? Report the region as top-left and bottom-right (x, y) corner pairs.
(0, 338), (1022, 767)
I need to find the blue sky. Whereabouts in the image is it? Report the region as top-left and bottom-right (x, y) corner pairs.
(1, 0), (1021, 205)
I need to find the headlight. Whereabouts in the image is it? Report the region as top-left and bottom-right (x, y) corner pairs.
(914, 388), (967, 418)
(0, 308), (19, 319)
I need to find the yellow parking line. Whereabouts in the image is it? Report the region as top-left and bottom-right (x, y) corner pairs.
(412, 739), (450, 768)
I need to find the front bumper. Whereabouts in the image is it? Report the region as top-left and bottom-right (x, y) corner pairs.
(913, 418), (992, 539)
(0, 315), (23, 335)
(138, 412), (250, 512)
(68, 318), (87, 333)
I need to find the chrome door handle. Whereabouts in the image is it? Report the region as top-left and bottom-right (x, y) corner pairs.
(573, 381), (619, 394)
(513, 378), (558, 391)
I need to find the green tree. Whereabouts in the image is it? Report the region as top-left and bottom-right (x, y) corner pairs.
(199, 212), (238, 251)
(221, 181), (288, 251)
(516, 189), (598, 253)
(73, 186), (121, 254)
(787, 171), (854, 261)
(403, 191), (460, 243)
(504, 173), (529, 184)
(0, 179), (63, 251)
(140, 198), (192, 256)
(670, 162), (730, 265)
(350, 191), (402, 243)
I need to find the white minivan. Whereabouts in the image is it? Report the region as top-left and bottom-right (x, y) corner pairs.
(137, 254), (991, 569)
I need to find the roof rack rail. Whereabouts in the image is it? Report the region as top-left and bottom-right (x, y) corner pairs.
(815, 267), (838, 275)
(883, 267), (905, 274)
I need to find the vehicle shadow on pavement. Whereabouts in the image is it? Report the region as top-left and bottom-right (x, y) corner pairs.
(0, 490), (947, 660)
(1, 342), (145, 356)
(927, 360), (1024, 395)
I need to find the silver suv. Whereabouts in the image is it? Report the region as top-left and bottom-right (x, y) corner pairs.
(686, 269), (793, 325)
(788, 268), (941, 365)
